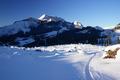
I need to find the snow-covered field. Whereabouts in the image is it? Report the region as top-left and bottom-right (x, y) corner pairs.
(0, 44), (120, 80)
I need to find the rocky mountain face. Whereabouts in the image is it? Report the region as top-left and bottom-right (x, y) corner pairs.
(0, 14), (113, 47)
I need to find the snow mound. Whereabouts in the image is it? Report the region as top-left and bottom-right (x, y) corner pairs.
(105, 44), (120, 51)
(102, 44), (120, 60)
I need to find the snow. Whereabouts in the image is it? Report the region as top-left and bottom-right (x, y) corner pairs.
(73, 21), (83, 29)
(100, 29), (113, 36)
(95, 26), (103, 31)
(58, 27), (69, 33)
(16, 37), (35, 46)
(103, 44), (120, 58)
(0, 44), (120, 80)
(38, 14), (65, 22)
(44, 31), (58, 38)
(0, 18), (39, 36)
(79, 30), (88, 34)
(100, 29), (120, 44)
(38, 14), (46, 20)
(115, 30), (120, 35)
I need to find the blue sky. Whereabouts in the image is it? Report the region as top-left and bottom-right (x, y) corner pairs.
(0, 0), (120, 28)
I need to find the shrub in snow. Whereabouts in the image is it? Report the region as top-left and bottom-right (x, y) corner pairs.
(104, 47), (120, 59)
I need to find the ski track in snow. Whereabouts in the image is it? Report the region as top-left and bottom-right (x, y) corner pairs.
(84, 52), (114, 80)
(85, 53), (96, 80)
(0, 44), (119, 80)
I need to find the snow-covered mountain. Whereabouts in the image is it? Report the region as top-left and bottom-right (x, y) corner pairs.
(0, 15), (73, 46)
(0, 15), (72, 37)
(0, 14), (119, 47)
(0, 17), (40, 36)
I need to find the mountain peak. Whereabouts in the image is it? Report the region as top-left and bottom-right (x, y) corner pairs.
(38, 14), (48, 20)
(38, 14), (65, 22)
(73, 21), (83, 29)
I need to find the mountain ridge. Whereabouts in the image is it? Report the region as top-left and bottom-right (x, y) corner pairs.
(0, 14), (119, 47)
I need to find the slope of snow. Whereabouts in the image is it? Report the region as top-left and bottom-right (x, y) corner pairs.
(0, 18), (39, 37)
(115, 30), (120, 35)
(100, 29), (119, 44)
(44, 31), (58, 38)
(58, 27), (69, 33)
(15, 37), (35, 46)
(95, 26), (103, 31)
(0, 44), (120, 80)
(80, 30), (88, 34)
(100, 29), (113, 36)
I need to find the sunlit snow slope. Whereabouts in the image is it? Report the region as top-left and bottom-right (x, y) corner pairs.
(0, 44), (120, 80)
